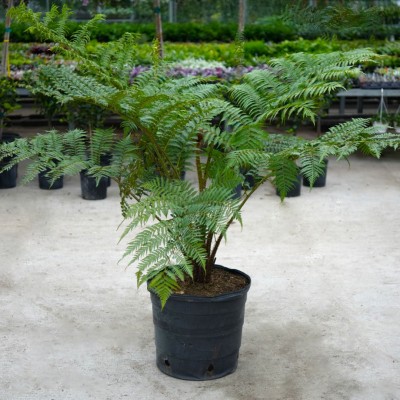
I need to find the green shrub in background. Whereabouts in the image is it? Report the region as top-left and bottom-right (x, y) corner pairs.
(282, 3), (400, 41)
(86, 39), (356, 66)
(245, 16), (295, 41)
(144, 39), (400, 68)
(5, 38), (400, 74)
(0, 21), (295, 43)
(2, 16), (398, 44)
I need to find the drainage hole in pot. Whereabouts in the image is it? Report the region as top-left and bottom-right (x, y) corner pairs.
(164, 359), (170, 367)
(207, 364), (214, 373)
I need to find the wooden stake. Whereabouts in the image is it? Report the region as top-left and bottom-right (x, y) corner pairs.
(238, 0), (246, 35)
(1, 0), (14, 77)
(153, 0), (164, 59)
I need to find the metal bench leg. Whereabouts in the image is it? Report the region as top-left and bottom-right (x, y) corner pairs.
(357, 97), (363, 114)
(339, 97), (345, 115)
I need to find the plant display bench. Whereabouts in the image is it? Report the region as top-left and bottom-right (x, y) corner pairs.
(336, 88), (400, 115)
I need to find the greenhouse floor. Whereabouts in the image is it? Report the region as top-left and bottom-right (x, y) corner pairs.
(1, 126), (400, 400)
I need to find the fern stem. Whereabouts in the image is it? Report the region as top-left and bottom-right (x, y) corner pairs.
(195, 133), (206, 192)
(132, 121), (180, 180)
(203, 145), (214, 188)
(209, 176), (268, 266)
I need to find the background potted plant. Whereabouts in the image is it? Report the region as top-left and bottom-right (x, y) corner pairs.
(26, 67), (112, 194)
(371, 113), (391, 134)
(2, 4), (400, 381)
(0, 126), (135, 198)
(0, 76), (20, 188)
(63, 100), (111, 197)
(390, 112), (400, 134)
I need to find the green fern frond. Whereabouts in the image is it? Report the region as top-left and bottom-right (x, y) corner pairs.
(71, 14), (105, 50)
(231, 49), (375, 124)
(147, 269), (182, 308)
(9, 3), (69, 44)
(89, 128), (114, 165)
(299, 152), (326, 188)
(268, 154), (300, 201)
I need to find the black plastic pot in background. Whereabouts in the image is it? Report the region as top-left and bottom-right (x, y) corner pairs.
(231, 184), (242, 199)
(0, 133), (21, 189)
(241, 168), (261, 191)
(276, 172), (302, 198)
(0, 160), (17, 189)
(244, 173), (255, 189)
(1, 132), (20, 142)
(100, 153), (112, 187)
(38, 169), (64, 190)
(303, 159), (328, 188)
(80, 170), (108, 200)
(150, 265), (251, 381)
(231, 171), (259, 199)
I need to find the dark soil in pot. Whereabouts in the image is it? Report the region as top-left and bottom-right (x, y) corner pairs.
(80, 170), (108, 200)
(150, 265), (251, 381)
(177, 267), (248, 296)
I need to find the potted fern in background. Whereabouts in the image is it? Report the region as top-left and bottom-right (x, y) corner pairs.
(63, 101), (111, 199)
(25, 67), (113, 195)
(1, 4), (400, 381)
(0, 76), (20, 188)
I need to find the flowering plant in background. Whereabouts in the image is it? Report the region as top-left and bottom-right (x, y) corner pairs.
(359, 67), (400, 88)
(129, 58), (268, 82)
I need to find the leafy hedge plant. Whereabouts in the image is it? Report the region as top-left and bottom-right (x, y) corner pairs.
(5, 38), (392, 65)
(2, 15), (398, 44)
(0, 21), (296, 43)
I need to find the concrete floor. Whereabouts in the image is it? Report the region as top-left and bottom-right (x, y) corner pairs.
(1, 131), (400, 399)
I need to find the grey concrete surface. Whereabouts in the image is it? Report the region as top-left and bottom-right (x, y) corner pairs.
(1, 147), (400, 400)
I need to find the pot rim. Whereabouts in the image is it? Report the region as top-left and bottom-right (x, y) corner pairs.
(149, 264), (251, 303)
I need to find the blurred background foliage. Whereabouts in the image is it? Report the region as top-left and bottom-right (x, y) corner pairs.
(2, 0), (400, 81)
(1, 0), (400, 25)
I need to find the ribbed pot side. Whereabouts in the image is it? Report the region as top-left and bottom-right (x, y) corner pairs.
(149, 265), (251, 381)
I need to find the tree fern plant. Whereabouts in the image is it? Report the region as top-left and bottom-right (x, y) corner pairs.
(2, 4), (400, 307)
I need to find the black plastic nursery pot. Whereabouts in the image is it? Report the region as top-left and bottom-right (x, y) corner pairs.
(276, 172), (302, 198)
(0, 159), (17, 189)
(38, 169), (64, 190)
(149, 265), (251, 381)
(100, 153), (112, 187)
(232, 184), (242, 199)
(0, 133), (21, 189)
(303, 160), (328, 188)
(80, 170), (108, 200)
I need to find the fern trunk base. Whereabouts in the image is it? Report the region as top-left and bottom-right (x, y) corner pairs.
(193, 263), (212, 284)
